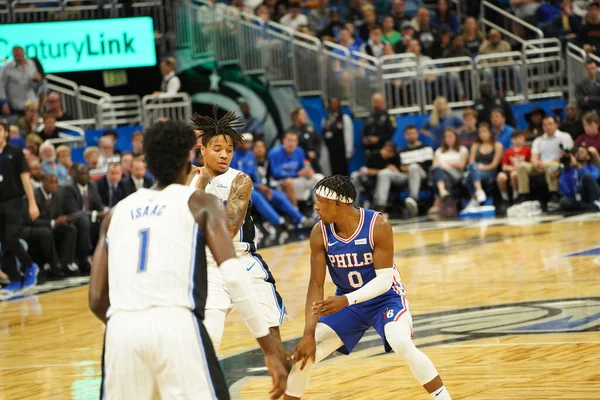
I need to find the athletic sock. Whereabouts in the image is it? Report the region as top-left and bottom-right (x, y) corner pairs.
(501, 192), (509, 201)
(430, 385), (451, 399)
(512, 191), (519, 201)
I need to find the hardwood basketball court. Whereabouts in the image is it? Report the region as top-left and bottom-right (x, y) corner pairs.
(1, 215), (600, 399)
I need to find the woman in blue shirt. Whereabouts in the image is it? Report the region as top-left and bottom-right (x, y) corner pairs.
(421, 96), (463, 149)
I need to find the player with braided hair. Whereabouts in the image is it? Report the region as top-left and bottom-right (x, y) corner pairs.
(188, 106), (288, 363)
(285, 175), (451, 400)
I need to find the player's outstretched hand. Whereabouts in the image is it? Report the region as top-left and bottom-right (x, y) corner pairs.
(288, 336), (316, 371)
(264, 353), (288, 399)
(311, 295), (349, 317)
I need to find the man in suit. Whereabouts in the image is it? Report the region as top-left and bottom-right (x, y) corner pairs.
(96, 162), (126, 208)
(122, 156), (153, 197)
(62, 164), (108, 273)
(21, 173), (77, 278)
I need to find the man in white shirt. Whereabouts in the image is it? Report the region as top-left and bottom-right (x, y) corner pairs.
(153, 57), (181, 96)
(280, 2), (309, 31)
(122, 157), (153, 196)
(517, 115), (574, 201)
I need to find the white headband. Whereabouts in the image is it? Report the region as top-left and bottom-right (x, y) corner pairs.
(315, 186), (353, 204)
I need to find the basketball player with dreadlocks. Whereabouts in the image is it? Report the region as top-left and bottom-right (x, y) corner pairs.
(188, 107), (287, 361)
(284, 175), (451, 400)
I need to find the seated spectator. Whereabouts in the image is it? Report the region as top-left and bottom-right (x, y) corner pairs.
(462, 16), (485, 56)
(575, 59), (600, 114)
(576, 111), (600, 153)
(479, 29), (512, 57)
(268, 132), (324, 206)
(84, 146), (100, 169)
(391, 0), (411, 30)
(38, 113), (60, 141)
(406, 39), (435, 76)
(560, 103), (585, 141)
(319, 9), (343, 40)
(8, 125), (24, 148)
(428, 128), (468, 214)
(153, 57), (181, 96)
(338, 26), (362, 53)
(475, 82), (517, 128)
(62, 164), (108, 272)
(464, 123), (504, 210)
(363, 93), (396, 154)
(431, 0), (458, 34)
(122, 156), (153, 197)
(39, 141), (69, 183)
(25, 133), (42, 158)
(361, 24), (386, 58)
(458, 108), (478, 150)
(288, 107), (322, 171)
(280, 1), (308, 31)
(29, 159), (44, 189)
(322, 97), (353, 176)
(517, 116), (574, 203)
(120, 151), (133, 176)
(97, 135), (116, 170)
(96, 162), (126, 208)
(411, 8), (437, 56)
(498, 131), (532, 203)
(253, 138), (270, 185)
(46, 92), (74, 121)
(233, 134), (312, 229)
(443, 33), (472, 59)
(131, 130), (143, 157)
(102, 130), (121, 155)
(430, 25), (452, 59)
(536, 0), (561, 23)
(358, 9), (379, 42)
(574, 0), (593, 17)
(523, 107), (546, 139)
(238, 100), (264, 138)
(21, 173), (77, 277)
(16, 100), (40, 135)
(0, 46), (40, 118)
(382, 16), (402, 46)
(308, 0), (329, 33)
(378, 125), (434, 216)
(545, 0), (581, 42)
(351, 140), (401, 208)
(56, 145), (73, 175)
(394, 21), (416, 53)
(578, 2), (600, 53)
(421, 96), (463, 148)
(491, 108), (515, 149)
(559, 146), (600, 211)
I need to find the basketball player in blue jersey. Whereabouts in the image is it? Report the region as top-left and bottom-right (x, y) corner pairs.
(285, 175), (451, 400)
(88, 120), (287, 399)
(187, 108), (287, 363)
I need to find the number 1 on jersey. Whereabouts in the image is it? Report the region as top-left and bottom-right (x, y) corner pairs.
(348, 271), (363, 288)
(138, 229), (150, 273)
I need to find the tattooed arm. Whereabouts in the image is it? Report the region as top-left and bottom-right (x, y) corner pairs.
(225, 173), (253, 238)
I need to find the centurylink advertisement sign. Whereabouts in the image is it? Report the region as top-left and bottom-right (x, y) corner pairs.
(0, 17), (157, 73)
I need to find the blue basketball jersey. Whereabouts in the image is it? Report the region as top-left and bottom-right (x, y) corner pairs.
(321, 208), (405, 297)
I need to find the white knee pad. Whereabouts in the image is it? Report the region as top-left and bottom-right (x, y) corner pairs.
(286, 323), (343, 398)
(384, 315), (439, 386)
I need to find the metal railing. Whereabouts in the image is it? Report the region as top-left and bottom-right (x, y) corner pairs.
(98, 95), (143, 128)
(474, 51), (526, 103)
(44, 121), (86, 148)
(350, 52), (382, 118)
(141, 92), (192, 127)
(420, 57), (476, 112)
(479, 1), (543, 45)
(238, 13), (267, 76)
(78, 85), (111, 127)
(565, 43), (600, 104)
(46, 74), (81, 120)
(292, 30), (322, 97)
(381, 54), (421, 116)
(0, 0), (10, 23)
(320, 42), (352, 106)
(522, 38), (564, 101)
